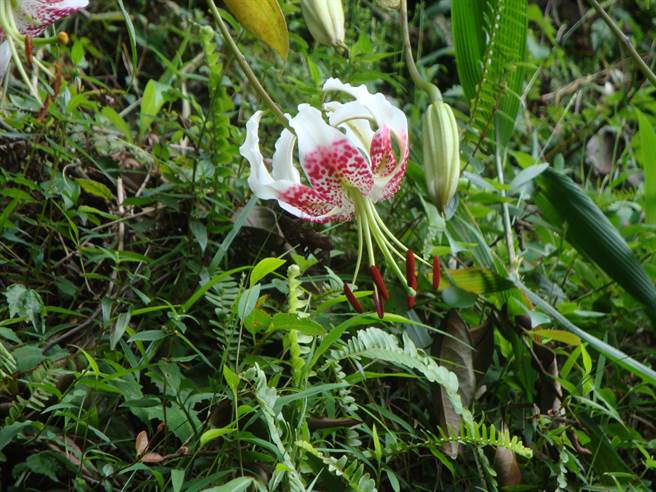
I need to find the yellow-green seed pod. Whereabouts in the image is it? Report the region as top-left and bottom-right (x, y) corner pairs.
(301, 0), (346, 49)
(423, 101), (461, 214)
(376, 0), (400, 9)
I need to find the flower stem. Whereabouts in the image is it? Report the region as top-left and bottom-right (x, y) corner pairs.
(352, 216), (364, 285)
(400, 0), (441, 103)
(206, 0), (289, 127)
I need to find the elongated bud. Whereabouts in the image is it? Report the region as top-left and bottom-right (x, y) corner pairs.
(423, 101), (461, 214)
(432, 256), (441, 290)
(301, 0), (346, 49)
(343, 283), (363, 313)
(373, 287), (385, 319)
(369, 265), (389, 300)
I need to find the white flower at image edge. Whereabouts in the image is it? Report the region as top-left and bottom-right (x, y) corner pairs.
(240, 78), (409, 223)
(0, 0), (89, 77)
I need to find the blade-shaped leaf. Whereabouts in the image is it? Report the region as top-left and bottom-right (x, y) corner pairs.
(636, 110), (656, 223)
(223, 0), (289, 59)
(536, 167), (656, 320)
(452, 0), (528, 149)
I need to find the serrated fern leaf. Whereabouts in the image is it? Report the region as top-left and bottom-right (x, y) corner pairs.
(453, 0), (527, 149)
(295, 440), (377, 492)
(244, 364), (306, 492)
(330, 327), (471, 426)
(427, 421), (533, 459)
(0, 341), (16, 380)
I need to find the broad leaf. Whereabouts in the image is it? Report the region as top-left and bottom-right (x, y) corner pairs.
(536, 167), (656, 320)
(636, 110), (656, 223)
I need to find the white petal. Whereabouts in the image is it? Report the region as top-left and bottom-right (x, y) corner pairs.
(271, 128), (301, 183)
(324, 100), (375, 151)
(289, 103), (348, 156)
(323, 77), (408, 146)
(0, 42), (10, 80)
(240, 111), (295, 200)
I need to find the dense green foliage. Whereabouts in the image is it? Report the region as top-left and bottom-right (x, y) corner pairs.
(1, 0), (656, 490)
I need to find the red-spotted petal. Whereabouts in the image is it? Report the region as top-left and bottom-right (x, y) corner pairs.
(278, 184), (353, 223)
(12, 0), (89, 37)
(290, 104), (373, 206)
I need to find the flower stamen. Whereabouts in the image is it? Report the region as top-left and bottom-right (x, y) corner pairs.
(433, 256), (441, 290)
(370, 265), (389, 300)
(343, 283), (363, 313)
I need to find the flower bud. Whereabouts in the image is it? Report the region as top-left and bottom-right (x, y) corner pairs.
(423, 101), (461, 214)
(301, 0), (346, 49)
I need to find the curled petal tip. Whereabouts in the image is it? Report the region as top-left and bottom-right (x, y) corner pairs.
(432, 256), (441, 290)
(369, 265), (388, 300)
(343, 283), (363, 313)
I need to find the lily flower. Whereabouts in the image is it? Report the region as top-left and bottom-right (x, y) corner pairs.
(0, 0), (89, 79)
(240, 78), (441, 316)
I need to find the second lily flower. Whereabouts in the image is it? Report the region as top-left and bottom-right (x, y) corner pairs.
(241, 78), (438, 316)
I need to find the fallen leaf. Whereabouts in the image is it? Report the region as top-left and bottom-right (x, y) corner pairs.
(135, 430), (149, 457)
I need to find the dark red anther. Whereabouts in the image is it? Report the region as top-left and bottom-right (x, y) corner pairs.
(407, 295), (416, 310)
(406, 250), (416, 289)
(373, 287), (385, 319)
(24, 36), (33, 68)
(343, 283), (363, 313)
(432, 256), (441, 290)
(369, 265), (389, 300)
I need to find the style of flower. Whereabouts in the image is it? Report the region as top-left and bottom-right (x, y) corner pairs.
(0, 0), (89, 78)
(240, 78), (441, 316)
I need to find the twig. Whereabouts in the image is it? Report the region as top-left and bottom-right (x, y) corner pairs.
(43, 305), (103, 352)
(589, 0), (656, 89)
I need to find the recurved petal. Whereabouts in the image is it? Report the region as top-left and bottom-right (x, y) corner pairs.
(278, 184), (354, 223)
(289, 103), (373, 204)
(324, 100), (375, 151)
(323, 78), (409, 201)
(14, 0), (89, 36)
(271, 128), (301, 183)
(323, 78), (408, 148)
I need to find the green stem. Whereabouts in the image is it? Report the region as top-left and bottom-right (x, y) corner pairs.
(352, 217), (364, 285)
(496, 147), (516, 271)
(363, 200), (410, 292)
(400, 0), (441, 102)
(589, 0), (656, 89)
(206, 0), (289, 127)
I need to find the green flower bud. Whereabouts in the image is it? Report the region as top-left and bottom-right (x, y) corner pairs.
(423, 101), (461, 214)
(301, 0), (346, 49)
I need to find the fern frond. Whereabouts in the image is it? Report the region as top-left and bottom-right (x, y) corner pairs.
(295, 440), (377, 492)
(244, 364), (306, 492)
(329, 327), (471, 425)
(427, 421), (533, 459)
(454, 0), (527, 150)
(0, 341), (16, 380)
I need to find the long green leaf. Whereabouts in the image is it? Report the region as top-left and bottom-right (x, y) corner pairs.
(451, 0), (486, 102)
(514, 277), (656, 385)
(452, 0), (527, 149)
(536, 167), (656, 320)
(636, 110), (656, 223)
